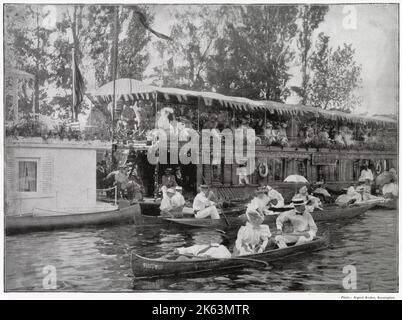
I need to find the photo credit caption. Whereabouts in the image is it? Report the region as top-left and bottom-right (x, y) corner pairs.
(152, 304), (251, 317)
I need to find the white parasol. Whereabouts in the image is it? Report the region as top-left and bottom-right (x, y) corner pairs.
(284, 175), (309, 184)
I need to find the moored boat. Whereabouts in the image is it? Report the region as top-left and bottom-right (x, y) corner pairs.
(164, 203), (375, 230)
(6, 202), (141, 235)
(375, 199), (398, 210)
(131, 233), (329, 279)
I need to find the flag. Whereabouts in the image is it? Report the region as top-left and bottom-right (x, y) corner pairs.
(133, 11), (173, 41)
(73, 52), (85, 120)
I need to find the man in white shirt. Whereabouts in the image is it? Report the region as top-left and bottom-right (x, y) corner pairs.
(274, 195), (318, 248)
(192, 185), (220, 219)
(359, 163), (374, 183)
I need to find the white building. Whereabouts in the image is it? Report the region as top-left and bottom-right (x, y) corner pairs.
(5, 137), (111, 216)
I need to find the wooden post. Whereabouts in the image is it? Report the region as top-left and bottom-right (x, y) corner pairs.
(72, 47), (76, 121)
(154, 92), (159, 199)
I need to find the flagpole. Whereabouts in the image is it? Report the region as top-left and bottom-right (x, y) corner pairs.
(72, 47), (76, 121)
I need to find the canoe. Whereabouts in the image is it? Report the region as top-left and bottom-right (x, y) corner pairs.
(165, 203), (376, 230)
(131, 233), (329, 279)
(139, 200), (246, 217)
(131, 205), (247, 228)
(375, 199), (398, 210)
(6, 202), (141, 235)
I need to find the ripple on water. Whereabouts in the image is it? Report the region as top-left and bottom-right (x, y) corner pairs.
(5, 209), (398, 292)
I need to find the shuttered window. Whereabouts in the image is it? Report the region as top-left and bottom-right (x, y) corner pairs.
(18, 161), (38, 192)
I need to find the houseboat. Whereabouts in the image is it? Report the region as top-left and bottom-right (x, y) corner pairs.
(91, 79), (398, 203)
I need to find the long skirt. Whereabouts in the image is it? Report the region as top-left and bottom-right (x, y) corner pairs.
(195, 206), (220, 219)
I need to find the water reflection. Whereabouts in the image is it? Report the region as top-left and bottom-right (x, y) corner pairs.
(5, 209), (398, 292)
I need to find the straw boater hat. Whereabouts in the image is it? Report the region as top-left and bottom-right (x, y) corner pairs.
(175, 186), (182, 191)
(291, 195), (307, 206)
(165, 168), (173, 173)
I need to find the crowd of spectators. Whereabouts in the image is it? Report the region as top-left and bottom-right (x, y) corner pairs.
(6, 103), (397, 152)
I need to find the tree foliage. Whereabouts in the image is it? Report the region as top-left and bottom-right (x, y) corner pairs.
(293, 5), (329, 104)
(207, 5), (299, 101)
(151, 6), (220, 90)
(306, 33), (362, 111)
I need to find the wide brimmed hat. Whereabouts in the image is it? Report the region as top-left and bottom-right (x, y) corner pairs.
(166, 188), (176, 194)
(291, 195), (307, 206)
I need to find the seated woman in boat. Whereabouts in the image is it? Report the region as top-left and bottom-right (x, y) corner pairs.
(311, 181), (333, 203)
(355, 185), (383, 203)
(175, 233), (231, 259)
(382, 178), (398, 199)
(234, 210), (272, 256)
(296, 186), (323, 211)
(160, 188), (185, 218)
(246, 188), (271, 216)
(192, 185), (220, 219)
(335, 186), (360, 206)
(265, 185), (285, 208)
(274, 195), (318, 248)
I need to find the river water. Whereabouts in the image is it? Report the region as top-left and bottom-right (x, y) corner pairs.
(5, 208), (398, 292)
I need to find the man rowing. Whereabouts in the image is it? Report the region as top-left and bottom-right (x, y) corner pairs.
(234, 210), (271, 256)
(192, 185), (220, 219)
(274, 195), (318, 248)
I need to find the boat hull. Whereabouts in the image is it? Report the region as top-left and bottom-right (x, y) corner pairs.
(165, 204), (375, 230)
(131, 234), (329, 279)
(6, 203), (141, 235)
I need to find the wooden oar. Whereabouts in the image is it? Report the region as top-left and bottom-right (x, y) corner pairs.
(217, 201), (230, 226)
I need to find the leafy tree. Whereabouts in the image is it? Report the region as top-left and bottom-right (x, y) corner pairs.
(151, 5), (221, 90)
(293, 5), (329, 104)
(306, 33), (362, 111)
(4, 4), (55, 115)
(207, 5), (299, 101)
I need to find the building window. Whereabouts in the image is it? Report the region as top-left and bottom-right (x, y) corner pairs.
(18, 161), (38, 192)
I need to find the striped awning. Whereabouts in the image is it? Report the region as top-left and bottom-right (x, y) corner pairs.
(89, 78), (397, 126)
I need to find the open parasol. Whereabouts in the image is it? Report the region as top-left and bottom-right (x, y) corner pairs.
(284, 175), (309, 184)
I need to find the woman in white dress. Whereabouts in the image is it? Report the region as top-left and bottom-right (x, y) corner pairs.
(234, 210), (272, 256)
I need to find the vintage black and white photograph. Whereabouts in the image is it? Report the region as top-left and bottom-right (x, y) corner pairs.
(2, 1), (399, 294)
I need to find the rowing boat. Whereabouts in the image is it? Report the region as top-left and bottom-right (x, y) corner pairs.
(6, 202), (141, 235)
(139, 200), (246, 217)
(131, 205), (247, 228)
(375, 199), (398, 210)
(131, 233), (329, 279)
(165, 203), (376, 230)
